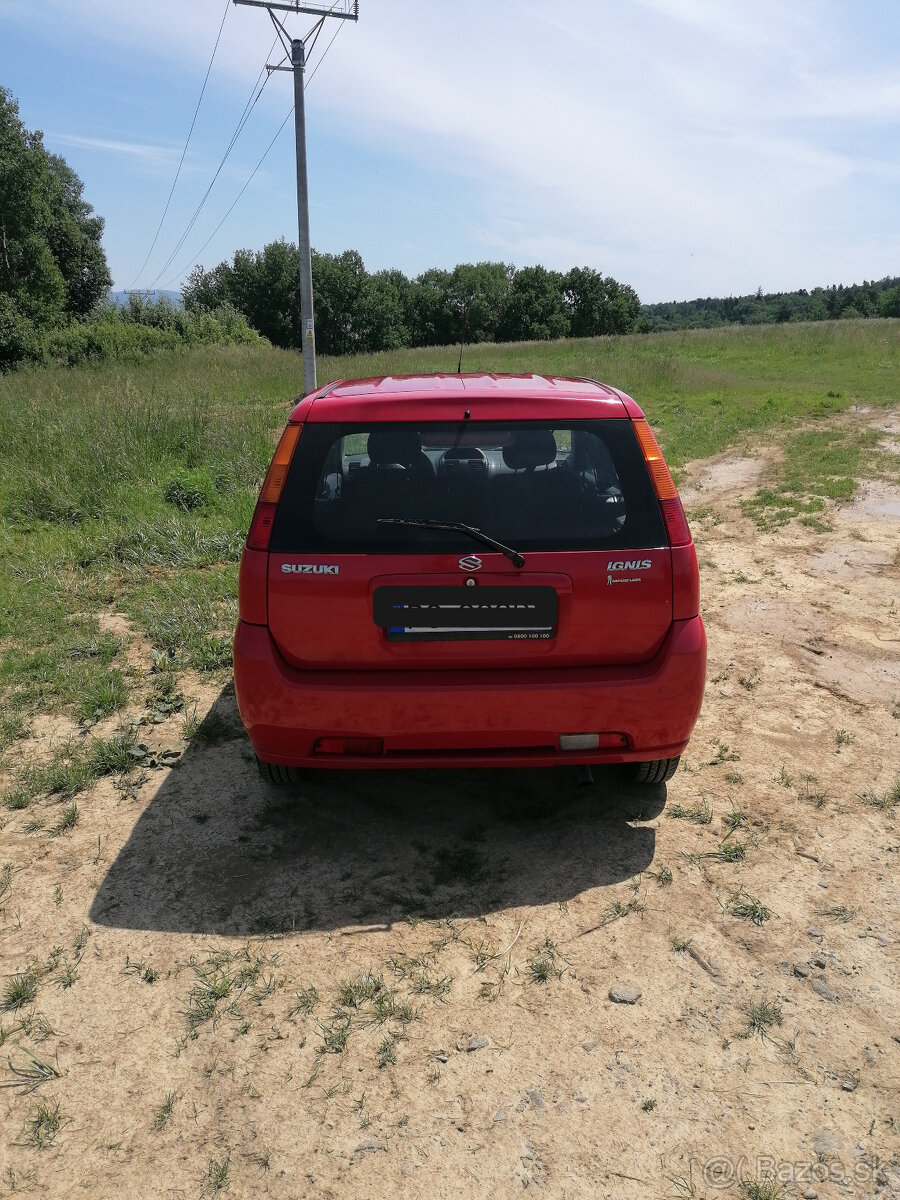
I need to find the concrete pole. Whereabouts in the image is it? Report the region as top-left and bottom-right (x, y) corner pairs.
(292, 37), (316, 394)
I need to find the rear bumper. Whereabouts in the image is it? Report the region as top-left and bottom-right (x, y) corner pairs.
(233, 616), (706, 770)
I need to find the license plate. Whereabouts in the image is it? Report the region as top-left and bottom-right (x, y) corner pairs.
(373, 586), (557, 642)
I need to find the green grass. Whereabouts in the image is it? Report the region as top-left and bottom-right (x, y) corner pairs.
(725, 889), (771, 925)
(2, 966), (39, 1011)
(24, 1100), (63, 1149)
(0, 323), (897, 745)
(861, 777), (899, 812)
(744, 997), (783, 1038)
(2, 731), (137, 812)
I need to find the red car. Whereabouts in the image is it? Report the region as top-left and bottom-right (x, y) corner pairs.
(234, 373), (705, 782)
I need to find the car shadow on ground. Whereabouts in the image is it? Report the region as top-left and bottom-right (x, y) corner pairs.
(90, 685), (667, 935)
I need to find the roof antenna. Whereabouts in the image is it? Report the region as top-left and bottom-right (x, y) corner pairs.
(456, 302), (468, 374)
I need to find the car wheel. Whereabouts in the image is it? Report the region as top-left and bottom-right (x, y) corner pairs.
(632, 757), (680, 784)
(256, 757), (306, 786)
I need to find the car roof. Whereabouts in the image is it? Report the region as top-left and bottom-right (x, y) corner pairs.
(292, 373), (644, 424)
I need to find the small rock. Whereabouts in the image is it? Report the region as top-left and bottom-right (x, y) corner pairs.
(492, 1109), (507, 1124)
(793, 963), (810, 978)
(582, 1040), (599, 1053)
(608, 985), (641, 1005)
(527, 1090), (544, 1109)
(466, 1035), (489, 1052)
(808, 928), (825, 940)
(810, 978), (837, 1002)
(802, 1189), (818, 1199)
(892, 1033), (900, 1045)
(813, 953), (827, 969)
(841, 1078), (857, 1092)
(435, 1050), (448, 1063)
(354, 1139), (383, 1154)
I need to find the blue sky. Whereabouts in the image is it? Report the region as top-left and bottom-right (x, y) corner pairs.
(3, 0), (899, 302)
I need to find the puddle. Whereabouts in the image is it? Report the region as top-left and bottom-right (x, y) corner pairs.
(845, 480), (900, 522)
(807, 542), (893, 579)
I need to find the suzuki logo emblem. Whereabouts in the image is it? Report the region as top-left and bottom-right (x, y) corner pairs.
(459, 555), (482, 572)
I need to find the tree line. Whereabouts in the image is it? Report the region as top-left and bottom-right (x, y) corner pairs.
(5, 81), (900, 372)
(181, 243), (642, 355)
(639, 277), (900, 332)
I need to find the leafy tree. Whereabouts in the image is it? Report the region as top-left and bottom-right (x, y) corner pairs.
(310, 248), (368, 355)
(497, 265), (568, 342)
(564, 266), (640, 336)
(406, 267), (455, 347)
(879, 287), (900, 318)
(0, 86), (111, 367)
(357, 268), (409, 352)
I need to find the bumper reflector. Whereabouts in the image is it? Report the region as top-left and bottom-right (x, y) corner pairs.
(559, 733), (628, 751)
(314, 737), (384, 756)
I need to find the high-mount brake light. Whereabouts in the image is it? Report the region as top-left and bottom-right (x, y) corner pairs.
(634, 419), (692, 547)
(246, 423), (302, 551)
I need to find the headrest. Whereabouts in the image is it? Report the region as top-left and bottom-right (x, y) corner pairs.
(367, 429), (423, 466)
(502, 430), (558, 471)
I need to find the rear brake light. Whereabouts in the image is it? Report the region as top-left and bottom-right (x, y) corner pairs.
(659, 497), (691, 547)
(245, 423), (302, 551)
(247, 501), (278, 551)
(315, 737), (384, 756)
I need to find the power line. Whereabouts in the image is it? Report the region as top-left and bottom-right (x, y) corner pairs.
(162, 107), (295, 289)
(128, 0), (230, 290)
(163, 20), (345, 290)
(145, 66), (274, 288)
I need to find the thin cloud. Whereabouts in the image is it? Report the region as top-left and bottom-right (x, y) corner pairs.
(47, 133), (181, 166)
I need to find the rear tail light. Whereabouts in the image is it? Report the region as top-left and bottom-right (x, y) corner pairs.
(246, 423), (302, 551)
(246, 502), (278, 552)
(240, 422), (303, 623)
(633, 419), (692, 548)
(658, 497), (691, 547)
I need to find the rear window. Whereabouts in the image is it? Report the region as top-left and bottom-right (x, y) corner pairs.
(271, 420), (665, 554)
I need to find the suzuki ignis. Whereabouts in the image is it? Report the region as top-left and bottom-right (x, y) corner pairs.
(234, 374), (706, 782)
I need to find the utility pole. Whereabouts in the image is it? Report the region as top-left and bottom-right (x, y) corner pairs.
(233, 0), (359, 395)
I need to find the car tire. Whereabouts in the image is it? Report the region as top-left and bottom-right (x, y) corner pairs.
(632, 757), (680, 784)
(256, 757), (306, 786)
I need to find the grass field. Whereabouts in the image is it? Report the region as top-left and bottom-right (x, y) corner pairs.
(0, 317), (897, 771)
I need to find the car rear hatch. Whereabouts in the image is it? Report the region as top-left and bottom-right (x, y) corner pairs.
(265, 399), (674, 671)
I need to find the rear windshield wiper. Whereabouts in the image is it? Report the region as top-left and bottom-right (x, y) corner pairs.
(376, 517), (525, 569)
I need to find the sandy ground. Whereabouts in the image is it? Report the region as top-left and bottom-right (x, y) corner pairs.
(1, 416), (899, 1200)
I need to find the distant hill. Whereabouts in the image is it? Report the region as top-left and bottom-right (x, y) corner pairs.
(640, 275), (900, 332)
(108, 289), (182, 308)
